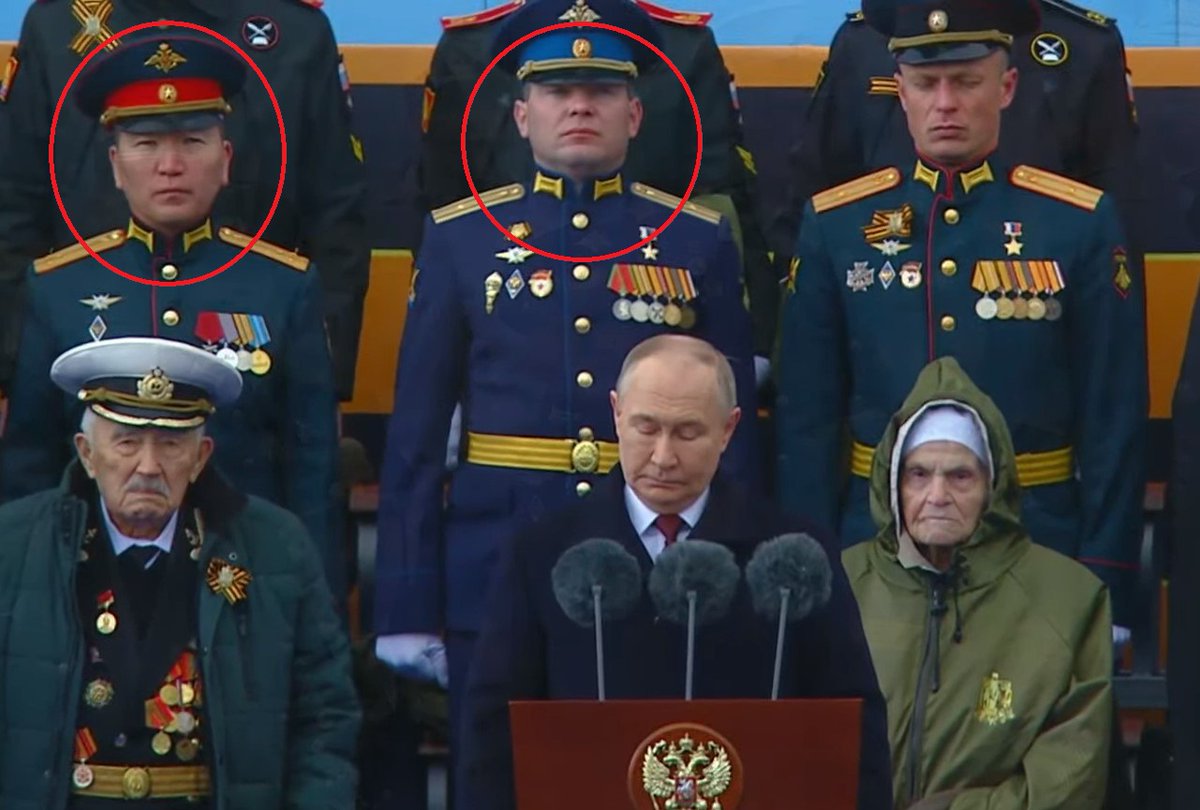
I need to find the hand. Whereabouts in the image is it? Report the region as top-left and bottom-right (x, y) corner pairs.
(375, 633), (449, 688)
(754, 355), (771, 389)
(1113, 624), (1132, 649)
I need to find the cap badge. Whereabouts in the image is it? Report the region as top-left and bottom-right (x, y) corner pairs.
(137, 368), (175, 401)
(144, 43), (188, 74)
(572, 37), (593, 59)
(928, 9), (949, 32)
(559, 0), (602, 22)
(158, 83), (178, 104)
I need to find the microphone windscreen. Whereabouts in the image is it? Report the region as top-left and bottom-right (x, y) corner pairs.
(551, 538), (644, 627)
(647, 540), (740, 627)
(744, 533), (833, 622)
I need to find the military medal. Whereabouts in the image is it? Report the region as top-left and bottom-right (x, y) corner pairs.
(995, 297), (1015, 320)
(663, 303), (683, 326)
(505, 269), (525, 299)
(608, 264), (638, 322)
(160, 683), (180, 706)
(175, 709), (197, 734)
(629, 299), (650, 323)
(1003, 222), (1024, 256)
(176, 738), (199, 762)
(900, 262), (923, 289)
(236, 348), (253, 371)
(1044, 297), (1063, 321)
(84, 678), (114, 709)
(152, 731), (173, 756)
(845, 261), (875, 292)
(484, 272), (503, 314)
(72, 729), (98, 789)
(639, 226), (660, 261)
(975, 297), (998, 320)
(528, 269), (553, 298)
(612, 299), (632, 321)
(216, 347), (239, 367)
(1012, 297), (1029, 319)
(181, 682), (196, 706)
(1027, 297), (1047, 320)
(648, 302), (666, 324)
(95, 591), (117, 635)
(678, 305), (697, 330)
(250, 349), (272, 375)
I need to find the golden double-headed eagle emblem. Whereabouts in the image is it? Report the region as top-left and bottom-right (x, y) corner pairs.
(640, 732), (734, 810)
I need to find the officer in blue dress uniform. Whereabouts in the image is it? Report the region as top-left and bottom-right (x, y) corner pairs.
(775, 0), (1147, 627)
(0, 35), (341, 595)
(372, 0), (757, 757)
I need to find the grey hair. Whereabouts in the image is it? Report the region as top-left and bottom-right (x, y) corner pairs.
(614, 335), (737, 412)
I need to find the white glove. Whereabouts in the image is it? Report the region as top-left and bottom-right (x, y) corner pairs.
(375, 633), (449, 688)
(753, 356), (771, 389)
(1112, 625), (1132, 650)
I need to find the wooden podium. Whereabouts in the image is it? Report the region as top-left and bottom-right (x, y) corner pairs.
(510, 699), (863, 809)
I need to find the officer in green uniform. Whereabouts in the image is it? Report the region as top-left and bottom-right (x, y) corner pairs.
(418, 0), (779, 366)
(0, 0), (367, 400)
(0, 34), (343, 597)
(772, 0), (1140, 285)
(775, 0), (1147, 630)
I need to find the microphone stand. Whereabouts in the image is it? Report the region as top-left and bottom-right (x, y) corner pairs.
(771, 587), (791, 700)
(592, 585), (606, 701)
(685, 590), (697, 700)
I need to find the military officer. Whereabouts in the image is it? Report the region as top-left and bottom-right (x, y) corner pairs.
(0, 0), (367, 400)
(772, 0), (1140, 273)
(0, 337), (359, 808)
(775, 0), (1147, 629)
(373, 0), (758, 759)
(418, 0), (779, 366)
(0, 35), (343, 597)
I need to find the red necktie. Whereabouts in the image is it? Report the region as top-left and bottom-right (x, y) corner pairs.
(654, 514), (685, 546)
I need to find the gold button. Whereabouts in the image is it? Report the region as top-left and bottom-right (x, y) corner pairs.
(573, 264), (590, 281)
(578, 427), (594, 441)
(571, 212), (589, 230)
(576, 481), (592, 497)
(161, 309), (180, 327)
(940, 259), (957, 277)
(576, 371), (594, 388)
(160, 263), (179, 281)
(574, 317), (591, 334)
(943, 208), (960, 225)
(941, 315), (956, 332)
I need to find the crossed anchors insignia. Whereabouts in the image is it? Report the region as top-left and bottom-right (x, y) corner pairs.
(642, 733), (732, 810)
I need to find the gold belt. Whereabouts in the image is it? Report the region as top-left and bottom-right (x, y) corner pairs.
(71, 763), (210, 799)
(465, 430), (618, 475)
(850, 440), (1074, 487)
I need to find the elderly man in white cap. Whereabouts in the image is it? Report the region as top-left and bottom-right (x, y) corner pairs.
(0, 337), (358, 809)
(843, 356), (1113, 810)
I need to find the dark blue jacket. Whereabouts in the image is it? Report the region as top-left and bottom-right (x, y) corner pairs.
(459, 469), (892, 810)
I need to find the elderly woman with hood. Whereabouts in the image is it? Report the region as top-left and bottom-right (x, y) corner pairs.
(843, 357), (1112, 810)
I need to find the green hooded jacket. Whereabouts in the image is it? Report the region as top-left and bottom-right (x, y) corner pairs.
(843, 357), (1112, 809)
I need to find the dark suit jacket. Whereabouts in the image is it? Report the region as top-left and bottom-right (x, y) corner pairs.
(458, 469), (893, 809)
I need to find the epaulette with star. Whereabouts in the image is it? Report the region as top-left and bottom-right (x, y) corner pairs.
(218, 227), (310, 271)
(634, 0), (713, 26)
(811, 168), (902, 213)
(33, 229), (126, 274)
(441, 0), (524, 31)
(1009, 166), (1103, 211)
(431, 183), (526, 225)
(631, 183), (721, 225)
(1042, 0), (1115, 27)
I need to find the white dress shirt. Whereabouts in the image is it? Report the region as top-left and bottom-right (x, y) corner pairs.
(624, 485), (710, 561)
(102, 505), (177, 568)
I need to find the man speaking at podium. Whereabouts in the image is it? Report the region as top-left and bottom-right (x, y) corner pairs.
(459, 335), (891, 809)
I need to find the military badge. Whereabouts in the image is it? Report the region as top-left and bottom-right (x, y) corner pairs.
(506, 269), (525, 299)
(975, 672), (1016, 725)
(879, 261), (896, 290)
(559, 0), (602, 22)
(84, 678), (115, 709)
(1031, 33), (1069, 66)
(89, 314), (108, 340)
(206, 558), (252, 605)
(846, 261), (875, 292)
(496, 245), (533, 264)
(510, 221), (533, 241)
(80, 293), (122, 311)
(242, 16), (279, 50)
(868, 76), (899, 96)
(70, 0), (120, 56)
(72, 729), (98, 789)
(862, 204), (913, 257)
(485, 271), (503, 314)
(634, 724), (743, 810)
(529, 269), (554, 298)
(95, 590), (117, 635)
(1113, 248), (1133, 298)
(639, 226), (660, 261)
(0, 49), (19, 104)
(1003, 221), (1024, 256)
(900, 262), (923, 290)
(928, 9), (949, 32)
(144, 43), (188, 74)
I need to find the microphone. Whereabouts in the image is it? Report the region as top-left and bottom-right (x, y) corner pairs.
(647, 540), (740, 699)
(745, 533), (833, 698)
(551, 538), (643, 700)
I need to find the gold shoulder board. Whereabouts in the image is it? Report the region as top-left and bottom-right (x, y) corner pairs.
(633, 1), (713, 26)
(218, 227), (310, 271)
(1042, 0), (1112, 27)
(431, 183), (525, 225)
(630, 183), (722, 225)
(811, 167), (902, 213)
(441, 0), (524, 30)
(33, 229), (126, 275)
(1010, 166), (1102, 211)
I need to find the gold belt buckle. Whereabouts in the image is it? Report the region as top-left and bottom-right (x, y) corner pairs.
(570, 427), (600, 474)
(122, 766), (151, 799)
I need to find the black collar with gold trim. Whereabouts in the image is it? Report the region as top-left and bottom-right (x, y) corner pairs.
(912, 157), (996, 195)
(125, 218), (214, 256)
(531, 170), (624, 201)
